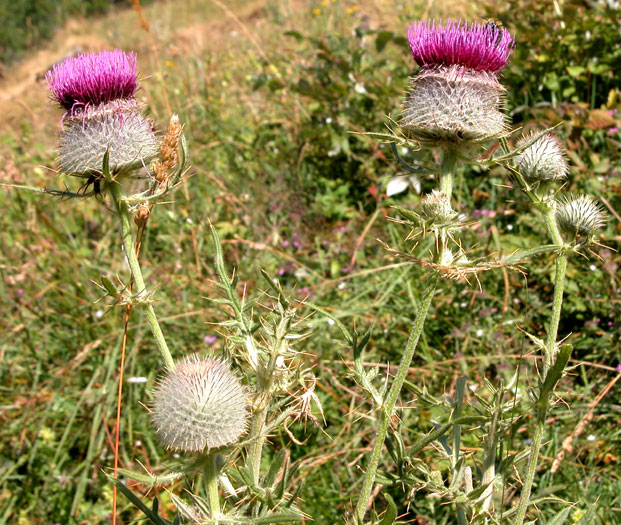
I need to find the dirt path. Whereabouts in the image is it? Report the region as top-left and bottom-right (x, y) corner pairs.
(0, 0), (274, 135)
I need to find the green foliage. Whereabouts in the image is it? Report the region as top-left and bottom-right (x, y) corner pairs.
(490, 0), (620, 109)
(0, 1), (620, 524)
(0, 0), (145, 64)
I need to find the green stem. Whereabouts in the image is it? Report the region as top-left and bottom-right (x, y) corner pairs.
(246, 310), (291, 484)
(108, 181), (175, 370)
(204, 453), (221, 521)
(439, 150), (457, 198)
(438, 150), (457, 251)
(512, 251), (568, 525)
(247, 405), (269, 485)
(353, 274), (438, 523)
(353, 149), (457, 523)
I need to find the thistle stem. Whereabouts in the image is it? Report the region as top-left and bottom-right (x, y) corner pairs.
(439, 150), (457, 198)
(247, 310), (290, 484)
(512, 198), (569, 525)
(353, 149), (457, 523)
(108, 181), (175, 370)
(204, 453), (221, 521)
(353, 274), (438, 524)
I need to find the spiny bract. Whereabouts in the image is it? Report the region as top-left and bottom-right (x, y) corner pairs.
(59, 99), (159, 176)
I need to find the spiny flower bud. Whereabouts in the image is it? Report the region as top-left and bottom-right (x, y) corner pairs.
(408, 20), (515, 74)
(46, 49), (138, 111)
(514, 132), (568, 182)
(421, 190), (456, 222)
(556, 195), (605, 239)
(151, 356), (248, 453)
(59, 99), (158, 176)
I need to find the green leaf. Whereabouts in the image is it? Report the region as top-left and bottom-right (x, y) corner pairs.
(547, 506), (572, 525)
(539, 344), (572, 405)
(566, 65), (585, 77)
(378, 493), (397, 525)
(264, 448), (287, 487)
(375, 31), (393, 52)
(100, 276), (117, 296)
(107, 475), (171, 525)
(116, 467), (184, 486)
(284, 30), (303, 41)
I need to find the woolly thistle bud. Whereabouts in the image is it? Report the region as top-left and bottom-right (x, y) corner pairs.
(402, 65), (509, 149)
(421, 190), (456, 222)
(151, 356), (248, 453)
(556, 195), (605, 239)
(59, 99), (159, 176)
(513, 132), (568, 182)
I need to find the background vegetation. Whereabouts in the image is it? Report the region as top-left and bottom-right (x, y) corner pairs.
(0, 0), (619, 523)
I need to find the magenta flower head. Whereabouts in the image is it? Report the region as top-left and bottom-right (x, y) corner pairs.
(46, 49), (158, 178)
(408, 20), (515, 74)
(46, 49), (139, 111)
(401, 20), (515, 153)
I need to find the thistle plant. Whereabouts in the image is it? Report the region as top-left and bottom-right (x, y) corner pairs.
(353, 19), (606, 524)
(499, 131), (607, 524)
(353, 21), (515, 523)
(38, 48), (316, 524)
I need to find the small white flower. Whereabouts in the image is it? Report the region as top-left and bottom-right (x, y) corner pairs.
(127, 376), (148, 384)
(507, 224), (514, 231)
(327, 318), (335, 326)
(338, 282), (346, 290)
(476, 329), (484, 337)
(135, 440), (142, 447)
(587, 434), (596, 442)
(95, 310), (104, 319)
(386, 175), (421, 196)
(589, 264), (597, 271)
(460, 302), (468, 308)
(354, 82), (367, 94)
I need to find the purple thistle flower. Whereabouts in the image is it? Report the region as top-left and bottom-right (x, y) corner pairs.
(46, 49), (138, 111)
(408, 20), (515, 73)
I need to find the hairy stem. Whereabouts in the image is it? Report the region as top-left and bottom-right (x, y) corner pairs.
(353, 274), (438, 523)
(247, 309), (291, 484)
(354, 149), (457, 523)
(108, 181), (175, 370)
(513, 250), (569, 525)
(204, 453), (221, 521)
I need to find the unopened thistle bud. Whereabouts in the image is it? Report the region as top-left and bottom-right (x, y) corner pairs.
(46, 49), (158, 177)
(513, 132), (568, 182)
(556, 195), (605, 239)
(421, 190), (456, 222)
(402, 20), (515, 151)
(151, 356), (248, 453)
